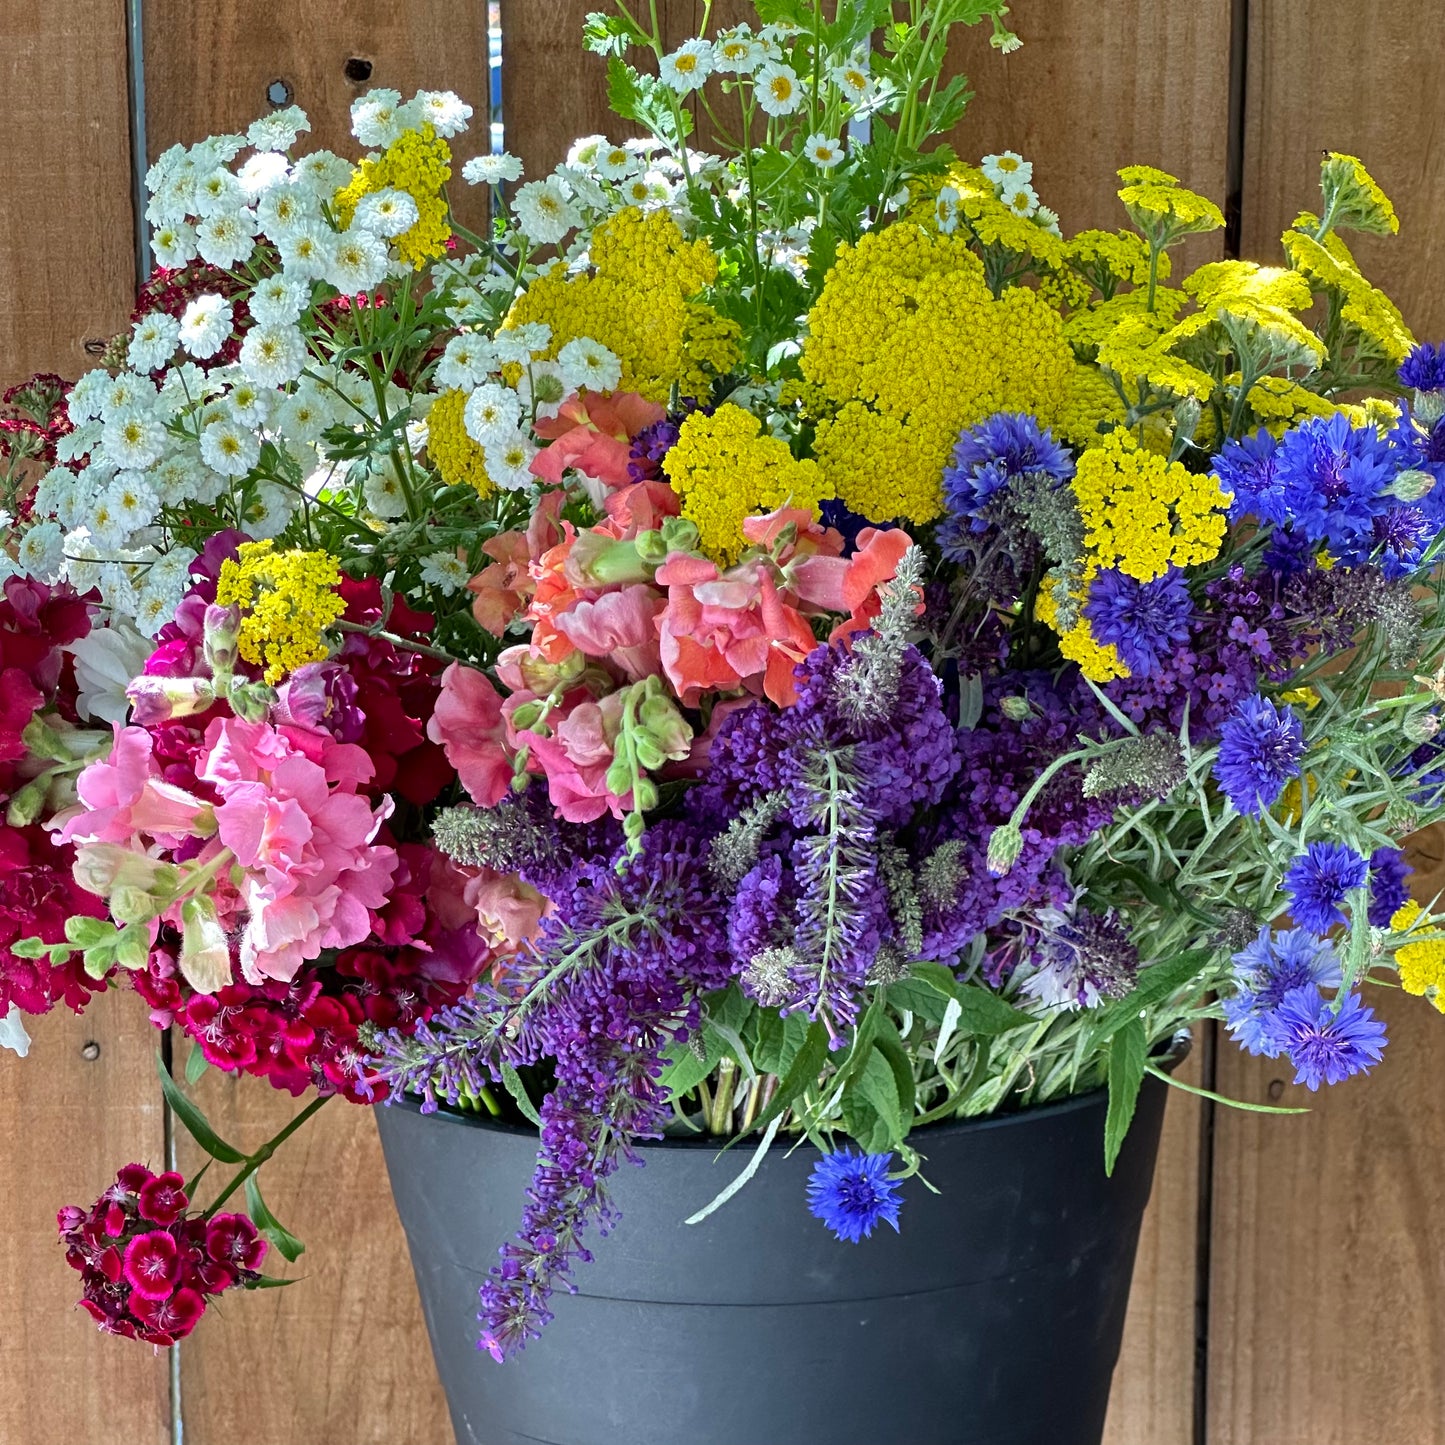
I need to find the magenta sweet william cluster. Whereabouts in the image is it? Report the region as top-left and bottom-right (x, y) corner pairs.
(58, 1164), (266, 1345)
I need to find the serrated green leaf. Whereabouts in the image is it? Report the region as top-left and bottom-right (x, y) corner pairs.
(244, 1175), (306, 1263)
(884, 977), (950, 1023)
(582, 10), (646, 56)
(1105, 1016), (1148, 1177)
(499, 1062), (542, 1128)
(752, 1010), (811, 1077)
(156, 1051), (246, 1164)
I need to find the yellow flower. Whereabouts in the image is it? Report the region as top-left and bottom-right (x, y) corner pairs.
(1063, 287), (1187, 354)
(1052, 363), (1129, 450)
(1282, 223), (1414, 365)
(334, 124), (452, 269)
(215, 540), (346, 685)
(1064, 229), (1162, 292)
(1390, 901), (1445, 1013)
(503, 207), (739, 403)
(1319, 153), (1399, 237)
(1117, 166), (1225, 243)
(800, 224), (1075, 524)
(1069, 428), (1229, 581)
(662, 404), (831, 565)
(908, 165), (1069, 270)
(1036, 571), (1129, 682)
(427, 389), (493, 495)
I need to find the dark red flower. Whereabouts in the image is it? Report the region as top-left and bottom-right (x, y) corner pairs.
(122, 1230), (181, 1299)
(137, 1172), (188, 1226)
(130, 1286), (206, 1341)
(205, 1214), (266, 1272)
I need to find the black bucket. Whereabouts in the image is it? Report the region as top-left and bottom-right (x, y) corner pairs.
(377, 1072), (1171, 1445)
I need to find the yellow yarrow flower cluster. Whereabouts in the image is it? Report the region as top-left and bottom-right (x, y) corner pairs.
(1390, 901), (1445, 1012)
(1063, 286), (1188, 354)
(427, 388), (494, 495)
(1320, 152), (1399, 236)
(1282, 223), (1415, 366)
(1036, 574), (1129, 682)
(334, 124), (452, 269)
(1051, 363), (1129, 450)
(800, 224), (1075, 524)
(1116, 165), (1226, 244)
(1242, 375), (1338, 432)
(662, 404), (831, 565)
(908, 165), (1069, 271)
(1069, 429), (1229, 580)
(215, 540), (346, 685)
(503, 207), (740, 403)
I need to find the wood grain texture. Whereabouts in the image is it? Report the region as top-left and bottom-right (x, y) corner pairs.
(1240, 0), (1445, 339)
(174, 1069), (451, 1445)
(1209, 988), (1445, 1444)
(143, 0), (490, 236)
(0, 0), (136, 377)
(949, 0), (1233, 272)
(0, 1006), (169, 1445)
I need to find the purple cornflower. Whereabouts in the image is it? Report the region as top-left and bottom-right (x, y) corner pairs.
(1263, 986), (1388, 1090)
(1213, 694), (1305, 816)
(806, 1149), (903, 1243)
(1368, 846), (1412, 927)
(1085, 568), (1194, 678)
(1283, 841), (1369, 933)
(1016, 897), (1139, 1010)
(1222, 927), (1342, 1058)
(1399, 341), (1445, 394)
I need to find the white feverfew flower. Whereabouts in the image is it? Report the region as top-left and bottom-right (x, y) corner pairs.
(659, 38), (715, 93)
(354, 187), (420, 238)
(99, 372), (160, 422)
(196, 208), (258, 268)
(223, 374), (273, 428)
(128, 312), (181, 373)
(56, 469), (102, 530)
(146, 546), (198, 598)
(239, 323), (308, 387)
(619, 173), (669, 209)
(249, 275), (308, 325)
(415, 89), (473, 137)
(131, 585), (181, 640)
(100, 408), (167, 470)
(256, 182), (317, 241)
(326, 229), (390, 294)
(512, 178), (581, 245)
(756, 62), (805, 116)
(1035, 204), (1063, 238)
(236, 151), (290, 200)
(248, 105), (311, 153)
(157, 361), (211, 418)
(31, 466), (76, 522)
(493, 322), (552, 365)
(351, 88), (406, 147)
(935, 186), (961, 235)
(593, 143), (637, 181)
(278, 222), (333, 281)
(567, 135), (609, 170)
(1000, 179), (1039, 217)
(150, 453), (204, 506)
(419, 550), (470, 595)
(240, 481), (293, 540)
(106, 472), (160, 530)
(179, 295), (235, 359)
(803, 133), (844, 169)
(484, 430), (539, 490)
(151, 221), (199, 270)
(464, 382), (523, 445)
(555, 164), (608, 213)
(291, 150), (354, 195)
(66, 370), (111, 424)
(462, 152), (524, 186)
(61, 530), (104, 593)
(515, 359), (567, 423)
(436, 334), (497, 390)
(557, 337), (621, 394)
(831, 58), (872, 104)
(200, 416), (261, 476)
(275, 383), (333, 446)
(981, 151), (1032, 188)
(363, 466), (409, 519)
(715, 26), (766, 74)
(18, 522), (64, 582)
(193, 167), (246, 217)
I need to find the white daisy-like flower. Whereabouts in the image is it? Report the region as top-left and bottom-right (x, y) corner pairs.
(1035, 205), (1063, 238)
(484, 430), (539, 490)
(148, 168), (198, 227)
(179, 295), (235, 360)
(515, 360), (568, 423)
(127, 312), (181, 374)
(275, 383), (333, 446)
(593, 143), (637, 181)
(146, 546), (198, 596)
(101, 408), (167, 470)
(151, 222), (199, 270)
(99, 372), (159, 421)
(200, 416), (261, 477)
(131, 585), (180, 639)
(99, 473), (159, 542)
(97, 561), (143, 616)
(196, 208), (258, 269)
(464, 382), (523, 446)
(240, 481), (293, 540)
(223, 375), (273, 428)
(247, 105), (311, 153)
(150, 453), (202, 506)
(291, 150), (354, 195)
(566, 135), (609, 170)
(557, 337), (621, 394)
(981, 151), (1032, 188)
(419, 550), (470, 595)
(436, 334), (497, 390)
(249, 275), (308, 326)
(1000, 179), (1039, 217)
(462, 152), (524, 186)
(239, 323), (307, 387)
(351, 88), (407, 148)
(55, 470), (100, 530)
(18, 522), (63, 582)
(493, 322), (553, 365)
(256, 183), (315, 241)
(157, 361), (209, 417)
(831, 59), (871, 104)
(193, 167), (245, 217)
(60, 530), (104, 593)
(803, 133), (844, 170)
(935, 186), (961, 235)
(278, 222), (333, 281)
(145, 144), (187, 197)
(755, 62), (805, 116)
(236, 151), (290, 200)
(415, 90), (473, 137)
(759, 21), (803, 45)
(659, 38), (715, 93)
(56, 424), (101, 467)
(194, 134), (248, 167)
(354, 187), (420, 238)
(715, 26), (766, 74)
(85, 492), (127, 551)
(619, 173), (668, 208)
(326, 229), (390, 294)
(363, 466), (409, 519)
(31, 466), (76, 522)
(511, 178), (581, 246)
(556, 165), (608, 213)
(67, 370), (112, 424)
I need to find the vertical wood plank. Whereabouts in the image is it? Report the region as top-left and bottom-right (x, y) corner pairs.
(174, 1072), (451, 1445)
(1240, 0), (1445, 339)
(0, 1007), (170, 1445)
(0, 0), (136, 376)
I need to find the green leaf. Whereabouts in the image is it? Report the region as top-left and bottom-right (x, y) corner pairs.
(905, 962), (1032, 1036)
(245, 1274), (303, 1290)
(65, 916), (114, 948)
(605, 55), (692, 146)
(155, 1051), (246, 1164)
(8, 936), (51, 960)
(499, 1062), (542, 1128)
(751, 1010), (811, 1077)
(244, 1176), (306, 1263)
(742, 1020), (830, 1142)
(659, 1035), (722, 1100)
(884, 977), (951, 1024)
(1094, 947), (1215, 1043)
(1104, 1017), (1148, 1177)
(873, 1022), (917, 1134)
(581, 10), (647, 56)
(184, 1041), (210, 1087)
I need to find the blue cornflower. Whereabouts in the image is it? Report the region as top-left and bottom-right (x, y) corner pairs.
(1366, 503), (1431, 579)
(1263, 985), (1388, 1090)
(806, 1148), (903, 1243)
(1084, 567), (1193, 678)
(938, 412), (1073, 559)
(1389, 408), (1445, 517)
(1223, 927), (1343, 1058)
(1368, 846), (1412, 927)
(1272, 413), (1397, 549)
(1283, 841), (1370, 934)
(1213, 694), (1305, 816)
(1399, 341), (1445, 394)
(1214, 428), (1285, 526)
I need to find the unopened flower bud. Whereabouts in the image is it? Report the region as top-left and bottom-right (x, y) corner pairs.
(1403, 710), (1441, 744)
(5, 779), (47, 828)
(564, 532), (652, 587)
(1414, 390), (1445, 427)
(998, 696), (1032, 722)
(225, 679), (277, 723)
(126, 675), (215, 726)
(1391, 468), (1436, 503)
(203, 603), (242, 678)
(72, 843), (181, 899)
(986, 821), (1023, 877)
(110, 886), (159, 925)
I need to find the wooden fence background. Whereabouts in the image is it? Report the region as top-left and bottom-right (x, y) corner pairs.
(2, 2), (1443, 1442)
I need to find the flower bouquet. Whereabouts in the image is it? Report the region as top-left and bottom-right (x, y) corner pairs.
(6, 0), (1445, 1440)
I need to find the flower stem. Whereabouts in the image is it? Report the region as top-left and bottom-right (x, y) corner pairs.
(203, 1094), (332, 1217)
